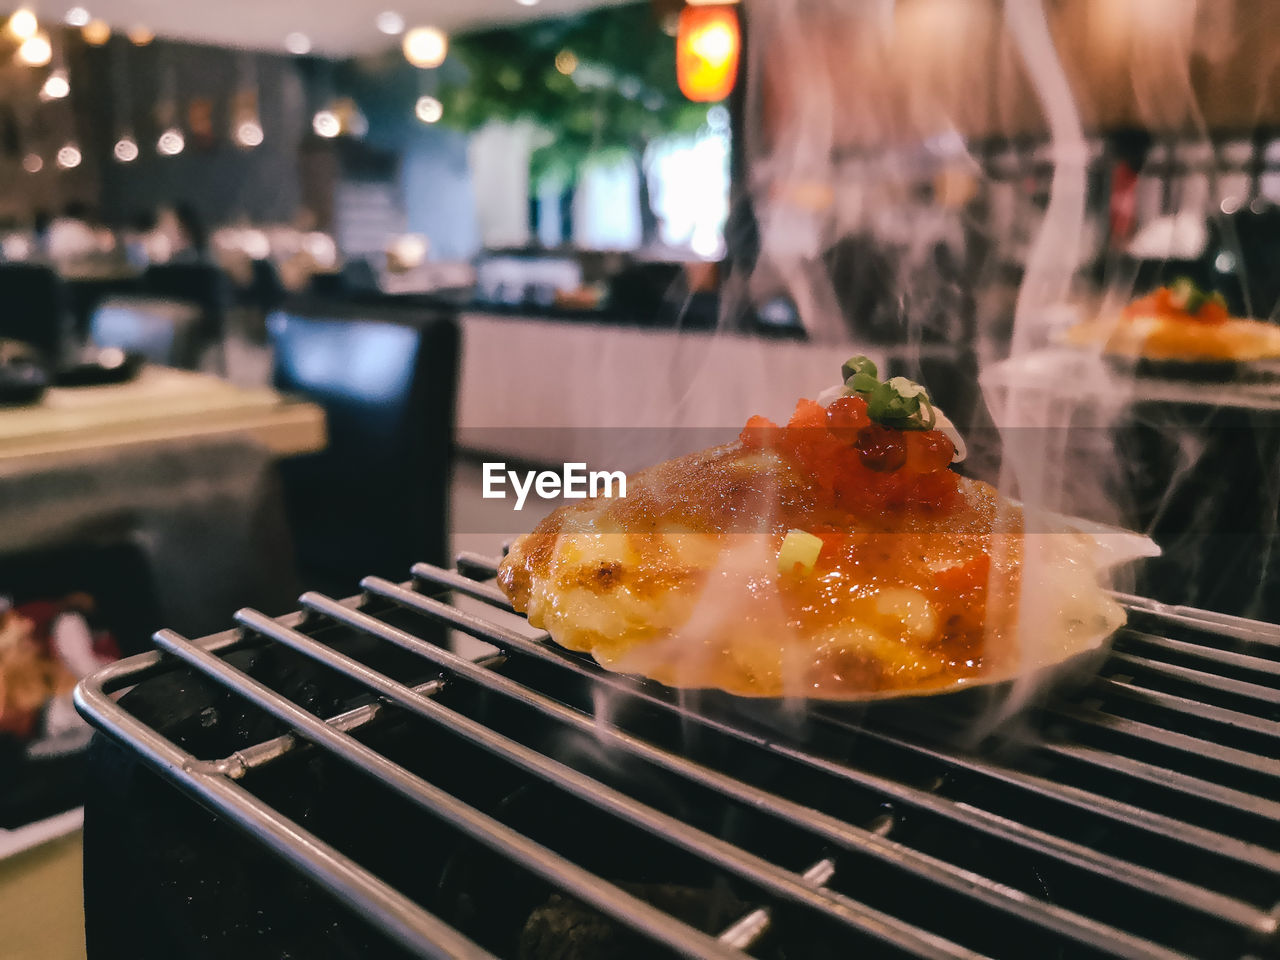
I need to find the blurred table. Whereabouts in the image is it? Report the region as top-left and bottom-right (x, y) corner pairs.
(0, 366), (324, 466)
(0, 367), (326, 638)
(61, 265), (143, 343)
(455, 312), (872, 470)
(0, 827), (85, 960)
(984, 348), (1280, 621)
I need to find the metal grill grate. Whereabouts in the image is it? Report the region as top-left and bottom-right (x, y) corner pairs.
(75, 556), (1280, 960)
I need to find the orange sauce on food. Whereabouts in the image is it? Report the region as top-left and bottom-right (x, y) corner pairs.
(500, 396), (1036, 698)
(741, 395), (962, 515)
(1121, 286), (1229, 325)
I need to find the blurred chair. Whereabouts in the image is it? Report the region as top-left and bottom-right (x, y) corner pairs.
(0, 263), (71, 363)
(90, 296), (203, 368)
(247, 259), (288, 315)
(227, 259), (287, 348)
(341, 257), (381, 296)
(269, 297), (459, 595)
(306, 258), (382, 301)
(607, 262), (686, 326)
(66, 275), (143, 344)
(141, 263), (233, 371)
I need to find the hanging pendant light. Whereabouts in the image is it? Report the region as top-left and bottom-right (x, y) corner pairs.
(7, 8), (37, 41)
(56, 141), (82, 169)
(113, 134), (139, 162)
(415, 95), (442, 124)
(81, 18), (110, 46)
(154, 51), (184, 156)
(676, 4), (740, 102)
(232, 59), (264, 149)
(18, 32), (52, 66)
(402, 26), (446, 68)
(41, 68), (70, 100)
(157, 127), (185, 155)
(108, 31), (141, 164)
(311, 110), (340, 138)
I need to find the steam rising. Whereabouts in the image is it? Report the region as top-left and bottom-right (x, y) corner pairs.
(731, 0), (1178, 721)
(500, 1), (1270, 734)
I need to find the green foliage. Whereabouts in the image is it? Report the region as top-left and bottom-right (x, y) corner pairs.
(438, 3), (714, 188)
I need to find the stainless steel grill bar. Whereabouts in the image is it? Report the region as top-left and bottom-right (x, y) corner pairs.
(814, 716), (1280, 875)
(388, 566), (1277, 937)
(204, 656), (503, 780)
(73, 665), (497, 960)
(1090, 676), (1280, 743)
(456, 552), (515, 585)
(237, 605), (985, 960)
(1113, 594), (1280, 646)
(1117, 631), (1280, 680)
(1050, 705), (1280, 782)
(420, 563), (515, 610)
(1032, 739), (1280, 824)
(717, 859), (837, 950)
(150, 627), (751, 960)
(1106, 652), (1280, 708)
(311, 588), (1182, 960)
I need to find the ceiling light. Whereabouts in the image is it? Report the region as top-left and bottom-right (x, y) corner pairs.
(56, 143), (82, 169)
(303, 232), (335, 264)
(81, 19), (110, 45)
(284, 32), (311, 55)
(8, 8), (37, 40)
(414, 95), (442, 123)
(235, 120), (264, 147)
(64, 7), (89, 26)
(41, 69), (70, 99)
(514, 0), (540, 6)
(22, 152), (42, 173)
(677, 4), (740, 102)
(375, 11), (404, 35)
(128, 24), (154, 45)
(18, 33), (52, 66)
(157, 127), (185, 155)
(402, 26), (446, 68)
(312, 110), (340, 138)
(554, 49), (577, 75)
(113, 135), (138, 162)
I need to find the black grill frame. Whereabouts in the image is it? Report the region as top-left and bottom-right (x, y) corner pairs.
(74, 555), (1280, 960)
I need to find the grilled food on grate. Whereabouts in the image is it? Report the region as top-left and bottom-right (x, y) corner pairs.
(1066, 279), (1280, 363)
(499, 360), (1154, 699)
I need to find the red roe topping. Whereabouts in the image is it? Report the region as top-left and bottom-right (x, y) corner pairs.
(1124, 280), (1230, 325)
(740, 395), (960, 514)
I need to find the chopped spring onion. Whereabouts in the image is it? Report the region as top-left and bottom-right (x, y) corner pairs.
(839, 356), (936, 430)
(1169, 276), (1227, 314)
(778, 529), (823, 576)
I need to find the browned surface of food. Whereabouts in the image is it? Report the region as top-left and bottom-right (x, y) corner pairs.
(0, 612), (76, 738)
(496, 438), (1118, 699)
(1066, 285), (1280, 361)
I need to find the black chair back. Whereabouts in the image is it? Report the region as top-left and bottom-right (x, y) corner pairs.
(248, 258), (287, 315)
(141, 263), (231, 345)
(269, 297), (459, 594)
(306, 258), (381, 301)
(0, 263), (69, 362)
(90, 296), (203, 367)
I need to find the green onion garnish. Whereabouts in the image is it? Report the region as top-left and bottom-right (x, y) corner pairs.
(840, 356), (936, 431)
(1169, 277), (1226, 314)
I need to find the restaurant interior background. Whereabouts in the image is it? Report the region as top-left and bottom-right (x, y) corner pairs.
(2, 0), (1280, 957)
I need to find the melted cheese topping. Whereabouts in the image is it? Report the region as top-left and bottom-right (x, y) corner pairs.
(1068, 314), (1280, 361)
(498, 442), (1126, 699)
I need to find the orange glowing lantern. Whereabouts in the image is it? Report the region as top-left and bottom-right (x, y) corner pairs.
(676, 3), (740, 102)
